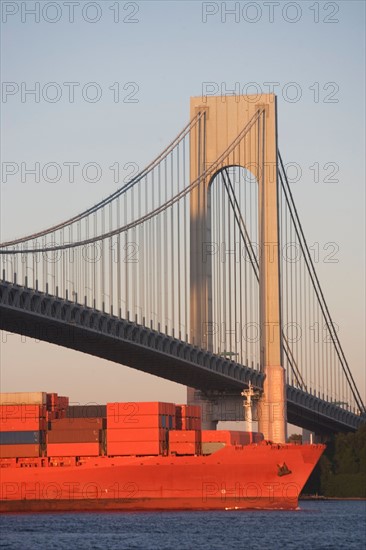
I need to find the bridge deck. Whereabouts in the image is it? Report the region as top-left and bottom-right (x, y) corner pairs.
(0, 282), (363, 434)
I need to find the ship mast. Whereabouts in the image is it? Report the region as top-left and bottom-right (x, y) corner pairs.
(241, 383), (261, 443)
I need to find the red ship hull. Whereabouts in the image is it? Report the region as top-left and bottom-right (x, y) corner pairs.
(0, 443), (324, 512)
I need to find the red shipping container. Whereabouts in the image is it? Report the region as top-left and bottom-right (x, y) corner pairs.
(47, 396), (70, 412)
(176, 417), (193, 430)
(57, 396), (69, 409)
(46, 393), (58, 408)
(50, 418), (104, 430)
(202, 430), (232, 445)
(192, 407), (199, 416)
(201, 430), (255, 446)
(46, 410), (59, 421)
(0, 417), (47, 432)
(47, 429), (101, 444)
(237, 432), (252, 445)
(164, 403), (176, 416)
(0, 444), (40, 458)
(176, 404), (195, 416)
(175, 405), (200, 430)
(107, 428), (167, 443)
(47, 442), (100, 456)
(167, 415), (176, 430)
(169, 430), (201, 443)
(107, 441), (162, 456)
(107, 414), (158, 429)
(107, 414), (174, 430)
(50, 409), (68, 421)
(169, 442), (200, 455)
(0, 405), (46, 421)
(176, 405), (200, 417)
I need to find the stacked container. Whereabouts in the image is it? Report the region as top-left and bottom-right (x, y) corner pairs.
(175, 405), (201, 430)
(106, 402), (176, 456)
(169, 430), (201, 455)
(47, 417), (104, 457)
(46, 393), (69, 420)
(66, 405), (106, 419)
(0, 393), (47, 458)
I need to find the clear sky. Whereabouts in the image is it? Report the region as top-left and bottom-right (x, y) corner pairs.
(0, 1), (365, 411)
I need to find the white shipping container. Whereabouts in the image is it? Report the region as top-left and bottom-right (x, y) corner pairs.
(0, 392), (47, 405)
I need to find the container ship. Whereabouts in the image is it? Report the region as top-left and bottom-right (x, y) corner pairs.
(0, 391), (324, 512)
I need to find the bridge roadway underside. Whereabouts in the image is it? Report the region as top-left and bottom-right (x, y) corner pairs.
(0, 283), (363, 434)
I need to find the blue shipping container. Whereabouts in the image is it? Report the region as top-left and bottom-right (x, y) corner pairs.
(0, 430), (42, 445)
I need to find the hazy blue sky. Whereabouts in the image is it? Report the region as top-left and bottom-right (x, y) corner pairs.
(0, 1), (365, 411)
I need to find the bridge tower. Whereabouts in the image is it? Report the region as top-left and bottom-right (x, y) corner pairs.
(188, 94), (287, 443)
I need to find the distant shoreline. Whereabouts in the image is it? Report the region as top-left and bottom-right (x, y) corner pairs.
(300, 496), (366, 501)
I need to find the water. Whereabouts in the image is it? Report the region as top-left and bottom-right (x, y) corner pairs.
(1, 501), (365, 549)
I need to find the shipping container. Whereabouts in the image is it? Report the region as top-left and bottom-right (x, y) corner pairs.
(65, 405), (106, 418)
(46, 393), (69, 413)
(175, 405), (201, 431)
(107, 414), (175, 430)
(169, 430), (201, 443)
(201, 430), (261, 446)
(0, 444), (41, 458)
(107, 428), (167, 443)
(0, 431), (44, 445)
(46, 411), (57, 422)
(46, 442), (100, 457)
(202, 430), (235, 445)
(169, 441), (200, 455)
(107, 402), (176, 418)
(49, 418), (105, 430)
(164, 403), (176, 415)
(169, 430), (201, 455)
(238, 432), (253, 445)
(0, 417), (47, 432)
(57, 396), (69, 409)
(0, 404), (46, 421)
(46, 393), (58, 408)
(0, 392), (47, 405)
(46, 410), (67, 421)
(47, 429), (101, 444)
(175, 404), (199, 417)
(107, 440), (163, 456)
(182, 418), (193, 430)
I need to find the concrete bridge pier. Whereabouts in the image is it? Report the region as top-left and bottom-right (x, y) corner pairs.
(188, 94), (287, 443)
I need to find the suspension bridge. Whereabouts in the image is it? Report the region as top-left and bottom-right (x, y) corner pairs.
(1, 94), (364, 441)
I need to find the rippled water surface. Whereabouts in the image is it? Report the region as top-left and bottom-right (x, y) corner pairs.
(1, 500), (365, 549)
